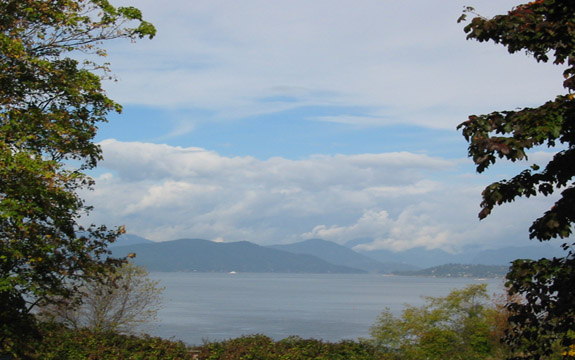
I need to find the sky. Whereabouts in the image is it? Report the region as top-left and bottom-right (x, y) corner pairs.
(80, 0), (569, 253)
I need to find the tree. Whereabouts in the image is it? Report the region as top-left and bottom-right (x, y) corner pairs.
(458, 1), (575, 358)
(0, 0), (155, 354)
(369, 284), (502, 360)
(39, 262), (164, 334)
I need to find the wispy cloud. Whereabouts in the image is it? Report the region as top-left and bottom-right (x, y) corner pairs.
(106, 0), (565, 132)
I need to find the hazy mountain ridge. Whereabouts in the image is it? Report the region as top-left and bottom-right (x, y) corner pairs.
(349, 239), (566, 268)
(109, 234), (155, 247)
(113, 235), (566, 275)
(269, 238), (416, 273)
(111, 238), (365, 273)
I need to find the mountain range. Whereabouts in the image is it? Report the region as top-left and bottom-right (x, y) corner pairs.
(111, 238), (364, 273)
(110, 235), (566, 275)
(351, 242), (565, 268)
(269, 238), (416, 273)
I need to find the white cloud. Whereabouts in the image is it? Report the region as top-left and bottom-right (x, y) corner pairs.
(81, 140), (559, 251)
(303, 208), (455, 252)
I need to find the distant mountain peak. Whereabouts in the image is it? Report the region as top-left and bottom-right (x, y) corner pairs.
(270, 238), (416, 274)
(343, 237), (374, 249)
(112, 238), (365, 274)
(109, 233), (154, 247)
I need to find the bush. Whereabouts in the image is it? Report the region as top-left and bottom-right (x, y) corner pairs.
(195, 335), (380, 360)
(368, 284), (507, 360)
(22, 323), (401, 359)
(25, 323), (198, 360)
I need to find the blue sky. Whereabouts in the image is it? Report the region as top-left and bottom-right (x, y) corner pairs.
(83, 0), (568, 252)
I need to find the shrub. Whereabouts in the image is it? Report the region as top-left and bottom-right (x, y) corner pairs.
(26, 323), (198, 360)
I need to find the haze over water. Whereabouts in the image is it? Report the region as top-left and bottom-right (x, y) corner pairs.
(146, 273), (503, 346)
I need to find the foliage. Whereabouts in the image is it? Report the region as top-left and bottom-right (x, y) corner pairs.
(505, 255), (575, 359)
(197, 334), (380, 360)
(39, 262), (164, 334)
(369, 284), (506, 359)
(458, 1), (575, 358)
(28, 322), (198, 360)
(26, 326), (381, 360)
(26, 319), (526, 360)
(0, 0), (155, 355)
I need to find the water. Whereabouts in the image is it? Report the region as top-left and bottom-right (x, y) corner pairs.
(146, 272), (504, 346)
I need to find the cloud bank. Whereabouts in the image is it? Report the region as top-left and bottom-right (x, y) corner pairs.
(81, 140), (557, 252)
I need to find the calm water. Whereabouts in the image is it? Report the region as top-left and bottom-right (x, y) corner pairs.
(146, 273), (503, 346)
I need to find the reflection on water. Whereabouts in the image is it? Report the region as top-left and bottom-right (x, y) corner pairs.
(147, 272), (503, 346)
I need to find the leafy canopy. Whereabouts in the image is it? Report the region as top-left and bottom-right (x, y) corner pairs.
(369, 284), (502, 360)
(0, 0), (154, 354)
(458, 1), (575, 241)
(458, 1), (575, 358)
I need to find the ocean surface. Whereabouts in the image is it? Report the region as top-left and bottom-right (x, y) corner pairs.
(146, 272), (504, 346)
